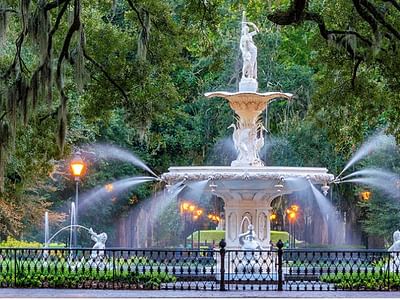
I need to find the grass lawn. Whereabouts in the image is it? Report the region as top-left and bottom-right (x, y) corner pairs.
(187, 230), (291, 245)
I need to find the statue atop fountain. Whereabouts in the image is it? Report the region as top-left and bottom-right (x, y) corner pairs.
(239, 11), (259, 91)
(205, 11), (292, 167)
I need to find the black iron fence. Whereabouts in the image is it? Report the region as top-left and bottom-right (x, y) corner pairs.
(1, 241), (400, 291)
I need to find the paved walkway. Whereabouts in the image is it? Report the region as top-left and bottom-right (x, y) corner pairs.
(1, 289), (400, 298)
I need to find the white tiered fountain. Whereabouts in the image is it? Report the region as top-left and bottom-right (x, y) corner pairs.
(161, 12), (334, 249)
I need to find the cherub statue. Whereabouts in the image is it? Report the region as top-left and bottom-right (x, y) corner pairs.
(88, 228), (107, 258)
(388, 230), (400, 251)
(388, 230), (400, 272)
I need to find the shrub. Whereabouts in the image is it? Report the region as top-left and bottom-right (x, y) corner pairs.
(3, 269), (175, 289)
(0, 237), (65, 248)
(320, 271), (400, 290)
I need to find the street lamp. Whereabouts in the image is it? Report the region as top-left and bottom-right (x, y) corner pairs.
(270, 212), (277, 230)
(286, 204), (300, 248)
(70, 152), (86, 247)
(180, 200), (194, 248)
(360, 190), (371, 201)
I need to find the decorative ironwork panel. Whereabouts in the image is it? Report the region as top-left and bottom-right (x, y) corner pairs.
(0, 248), (217, 290)
(283, 249), (392, 291)
(226, 250), (277, 291)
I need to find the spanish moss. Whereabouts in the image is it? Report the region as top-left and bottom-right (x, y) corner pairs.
(137, 9), (151, 61)
(28, 0), (49, 63)
(0, 6), (8, 47)
(74, 26), (86, 92)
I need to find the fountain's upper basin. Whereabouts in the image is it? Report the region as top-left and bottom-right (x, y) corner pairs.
(162, 166), (334, 195)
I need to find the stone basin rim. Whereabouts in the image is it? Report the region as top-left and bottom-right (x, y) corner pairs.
(204, 91), (293, 98)
(162, 166), (335, 183)
(167, 166), (331, 173)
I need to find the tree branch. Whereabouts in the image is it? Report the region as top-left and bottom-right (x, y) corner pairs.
(126, 0), (146, 31)
(83, 48), (130, 104)
(352, 0), (378, 33)
(351, 58), (362, 88)
(45, 0), (70, 11)
(268, 3), (368, 60)
(383, 0), (400, 12)
(56, 0), (81, 96)
(48, 0), (70, 56)
(361, 0), (400, 40)
(0, 110), (10, 122)
(0, 8), (18, 14)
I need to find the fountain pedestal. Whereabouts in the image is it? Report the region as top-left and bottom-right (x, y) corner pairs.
(161, 13), (334, 250)
(219, 194), (273, 249)
(162, 166), (334, 249)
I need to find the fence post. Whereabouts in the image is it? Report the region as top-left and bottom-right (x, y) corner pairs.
(387, 251), (391, 291)
(277, 239), (284, 291)
(219, 239), (226, 291)
(112, 250), (116, 290)
(13, 249), (17, 288)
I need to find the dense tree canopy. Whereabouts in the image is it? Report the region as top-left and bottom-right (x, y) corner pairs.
(0, 0), (399, 246)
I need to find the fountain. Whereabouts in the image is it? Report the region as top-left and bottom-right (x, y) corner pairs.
(43, 202), (108, 263)
(161, 12), (334, 249)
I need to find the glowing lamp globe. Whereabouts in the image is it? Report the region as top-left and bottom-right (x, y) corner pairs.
(70, 154), (85, 178)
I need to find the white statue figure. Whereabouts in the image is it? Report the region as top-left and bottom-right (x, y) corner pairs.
(239, 223), (263, 251)
(228, 123), (265, 166)
(237, 223), (264, 274)
(88, 227), (107, 259)
(240, 14), (259, 80)
(388, 230), (400, 272)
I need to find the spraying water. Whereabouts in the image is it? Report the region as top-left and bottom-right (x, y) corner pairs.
(123, 181), (186, 247)
(207, 137), (237, 166)
(337, 167), (400, 199)
(284, 177), (309, 191)
(309, 181), (342, 245)
(337, 132), (396, 178)
(70, 202), (76, 250)
(340, 177), (400, 199)
(309, 182), (336, 217)
(180, 180), (210, 201)
(91, 144), (158, 178)
(47, 224), (91, 244)
(79, 176), (157, 210)
(340, 168), (398, 181)
(44, 212), (49, 246)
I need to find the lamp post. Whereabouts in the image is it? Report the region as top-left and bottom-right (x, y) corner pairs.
(70, 152), (85, 248)
(180, 201), (191, 248)
(194, 209), (203, 249)
(270, 212), (277, 230)
(286, 204), (299, 248)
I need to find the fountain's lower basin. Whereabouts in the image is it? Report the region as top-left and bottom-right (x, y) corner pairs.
(162, 166), (334, 250)
(162, 166), (333, 189)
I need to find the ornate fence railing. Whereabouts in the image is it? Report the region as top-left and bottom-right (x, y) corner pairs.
(0, 241), (399, 291)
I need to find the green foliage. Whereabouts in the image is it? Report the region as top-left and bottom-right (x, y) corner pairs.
(9, 269), (175, 289)
(0, 236), (64, 248)
(187, 230), (290, 245)
(0, 236), (41, 248)
(1, 0), (400, 246)
(320, 271), (400, 290)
